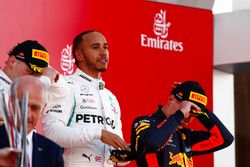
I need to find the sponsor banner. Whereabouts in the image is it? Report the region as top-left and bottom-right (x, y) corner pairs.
(141, 9), (184, 52)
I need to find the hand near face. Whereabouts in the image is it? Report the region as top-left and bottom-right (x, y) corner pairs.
(42, 66), (60, 83)
(176, 114), (195, 130)
(179, 101), (200, 119)
(171, 82), (182, 89)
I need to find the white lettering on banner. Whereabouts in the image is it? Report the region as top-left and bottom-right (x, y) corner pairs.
(140, 9), (184, 52)
(61, 44), (75, 75)
(141, 34), (183, 52)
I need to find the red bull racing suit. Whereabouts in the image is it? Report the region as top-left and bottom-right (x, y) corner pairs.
(43, 68), (124, 167)
(110, 105), (234, 167)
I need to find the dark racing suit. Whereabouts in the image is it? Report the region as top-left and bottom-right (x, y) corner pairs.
(111, 105), (234, 167)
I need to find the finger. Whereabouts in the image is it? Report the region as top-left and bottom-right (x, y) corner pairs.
(116, 139), (130, 150)
(171, 82), (181, 89)
(116, 140), (127, 150)
(112, 144), (120, 150)
(112, 137), (123, 150)
(190, 102), (200, 111)
(125, 143), (131, 150)
(174, 82), (182, 85)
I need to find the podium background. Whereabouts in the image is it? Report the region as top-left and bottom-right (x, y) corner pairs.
(0, 1), (213, 166)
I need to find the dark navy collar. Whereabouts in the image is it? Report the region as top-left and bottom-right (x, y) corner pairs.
(151, 105), (167, 122)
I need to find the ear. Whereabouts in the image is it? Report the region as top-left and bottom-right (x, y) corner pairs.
(7, 56), (17, 69)
(168, 94), (174, 102)
(74, 50), (83, 63)
(41, 103), (47, 114)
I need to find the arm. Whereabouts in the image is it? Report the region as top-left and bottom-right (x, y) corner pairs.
(190, 108), (234, 155)
(42, 77), (127, 150)
(110, 107), (184, 162)
(135, 110), (183, 152)
(112, 95), (124, 138)
(42, 76), (102, 148)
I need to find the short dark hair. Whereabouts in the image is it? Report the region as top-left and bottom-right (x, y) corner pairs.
(72, 30), (97, 66)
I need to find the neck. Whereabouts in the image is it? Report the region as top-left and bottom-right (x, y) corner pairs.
(88, 71), (101, 79)
(78, 67), (101, 79)
(2, 66), (13, 80)
(162, 104), (171, 118)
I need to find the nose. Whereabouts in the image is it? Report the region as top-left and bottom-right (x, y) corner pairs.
(27, 106), (32, 118)
(100, 47), (108, 53)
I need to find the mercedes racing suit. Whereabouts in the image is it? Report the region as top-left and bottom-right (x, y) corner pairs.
(0, 69), (12, 123)
(111, 105), (234, 167)
(43, 68), (123, 167)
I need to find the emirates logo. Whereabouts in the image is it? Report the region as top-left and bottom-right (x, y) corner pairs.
(153, 10), (171, 38)
(60, 44), (75, 75)
(140, 9), (184, 53)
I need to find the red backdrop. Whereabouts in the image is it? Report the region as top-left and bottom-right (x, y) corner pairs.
(0, 1), (213, 166)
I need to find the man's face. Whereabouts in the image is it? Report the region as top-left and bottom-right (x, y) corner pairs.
(16, 84), (46, 133)
(11, 59), (34, 80)
(77, 32), (109, 73)
(26, 93), (45, 133)
(168, 95), (182, 116)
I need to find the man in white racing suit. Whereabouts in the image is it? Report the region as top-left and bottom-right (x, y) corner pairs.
(42, 30), (129, 167)
(0, 40), (51, 124)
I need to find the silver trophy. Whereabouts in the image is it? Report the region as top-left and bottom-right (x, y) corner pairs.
(0, 91), (28, 167)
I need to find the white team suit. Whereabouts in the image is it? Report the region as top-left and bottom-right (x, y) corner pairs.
(42, 68), (124, 167)
(0, 69), (12, 121)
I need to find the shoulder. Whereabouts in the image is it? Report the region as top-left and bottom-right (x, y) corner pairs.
(104, 87), (114, 94)
(64, 74), (76, 83)
(64, 74), (79, 89)
(34, 133), (61, 149)
(0, 124), (5, 130)
(0, 125), (7, 136)
(132, 115), (152, 128)
(103, 88), (118, 99)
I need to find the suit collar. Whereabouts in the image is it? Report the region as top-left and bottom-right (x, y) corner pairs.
(32, 132), (44, 167)
(152, 105), (167, 122)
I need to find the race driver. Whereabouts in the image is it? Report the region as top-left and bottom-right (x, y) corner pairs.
(0, 40), (52, 124)
(110, 81), (234, 167)
(42, 30), (129, 167)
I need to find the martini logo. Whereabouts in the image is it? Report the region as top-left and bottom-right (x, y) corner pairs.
(61, 44), (75, 75)
(141, 10), (184, 52)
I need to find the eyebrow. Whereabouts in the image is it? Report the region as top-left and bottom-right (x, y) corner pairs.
(90, 42), (108, 47)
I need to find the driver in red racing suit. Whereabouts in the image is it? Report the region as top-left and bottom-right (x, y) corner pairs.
(110, 81), (234, 167)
